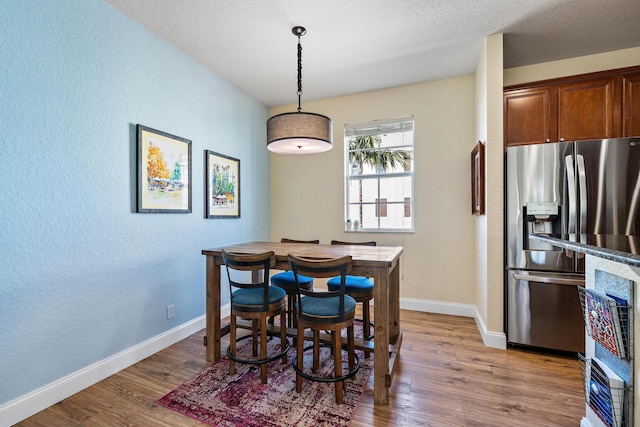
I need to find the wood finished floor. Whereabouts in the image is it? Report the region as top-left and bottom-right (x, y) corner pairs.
(16, 310), (585, 426)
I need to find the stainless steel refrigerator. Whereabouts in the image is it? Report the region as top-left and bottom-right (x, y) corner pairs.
(505, 137), (640, 352)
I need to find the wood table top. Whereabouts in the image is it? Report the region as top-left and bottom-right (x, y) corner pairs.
(202, 241), (403, 268)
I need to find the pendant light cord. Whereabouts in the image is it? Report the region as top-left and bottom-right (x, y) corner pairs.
(297, 34), (303, 112)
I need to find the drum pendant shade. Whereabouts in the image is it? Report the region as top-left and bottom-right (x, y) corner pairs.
(267, 111), (333, 155)
(266, 26), (333, 155)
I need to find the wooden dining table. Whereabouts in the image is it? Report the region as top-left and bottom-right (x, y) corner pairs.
(201, 241), (403, 405)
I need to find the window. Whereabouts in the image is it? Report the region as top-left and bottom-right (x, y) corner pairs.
(345, 116), (414, 232)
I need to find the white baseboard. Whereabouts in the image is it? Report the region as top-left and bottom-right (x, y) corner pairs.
(0, 315), (206, 427)
(399, 298), (506, 349)
(399, 297), (476, 317)
(472, 306), (507, 349)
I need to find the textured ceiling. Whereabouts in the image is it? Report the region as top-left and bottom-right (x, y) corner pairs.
(105, 0), (640, 107)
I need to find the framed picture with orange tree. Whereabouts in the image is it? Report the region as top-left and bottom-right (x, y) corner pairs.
(136, 125), (192, 213)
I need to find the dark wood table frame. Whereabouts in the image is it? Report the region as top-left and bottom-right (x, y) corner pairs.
(202, 241), (403, 405)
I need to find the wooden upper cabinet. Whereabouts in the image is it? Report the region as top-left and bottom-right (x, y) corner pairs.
(558, 77), (621, 141)
(623, 71), (640, 137)
(504, 66), (640, 147)
(504, 87), (557, 146)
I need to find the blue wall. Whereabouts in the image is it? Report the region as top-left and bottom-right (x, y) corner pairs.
(0, 0), (270, 404)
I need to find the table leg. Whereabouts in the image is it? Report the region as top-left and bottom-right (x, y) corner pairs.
(389, 261), (400, 340)
(373, 266), (390, 405)
(206, 255), (221, 362)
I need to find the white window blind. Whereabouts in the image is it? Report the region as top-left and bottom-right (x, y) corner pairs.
(344, 116), (414, 138)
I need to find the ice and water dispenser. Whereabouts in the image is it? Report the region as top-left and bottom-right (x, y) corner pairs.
(523, 201), (562, 250)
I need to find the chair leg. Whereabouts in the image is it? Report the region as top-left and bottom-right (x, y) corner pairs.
(363, 298), (372, 339)
(252, 319), (258, 357)
(287, 293), (295, 328)
(296, 323), (304, 393)
(362, 298), (372, 358)
(229, 315), (236, 376)
(348, 324), (356, 373)
(260, 315), (267, 384)
(290, 293), (298, 329)
(333, 325), (343, 404)
(280, 310), (287, 363)
(312, 329), (320, 372)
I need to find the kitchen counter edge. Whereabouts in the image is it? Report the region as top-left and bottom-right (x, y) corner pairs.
(530, 234), (640, 268)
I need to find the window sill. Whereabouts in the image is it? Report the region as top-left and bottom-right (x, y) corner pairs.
(344, 229), (414, 234)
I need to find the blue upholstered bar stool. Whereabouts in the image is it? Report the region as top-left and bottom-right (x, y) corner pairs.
(327, 240), (376, 357)
(289, 253), (360, 405)
(222, 249), (289, 384)
(270, 238), (319, 328)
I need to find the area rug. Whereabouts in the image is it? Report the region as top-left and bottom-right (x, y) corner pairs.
(156, 337), (373, 427)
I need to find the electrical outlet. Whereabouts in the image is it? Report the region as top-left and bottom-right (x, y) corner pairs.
(167, 304), (175, 319)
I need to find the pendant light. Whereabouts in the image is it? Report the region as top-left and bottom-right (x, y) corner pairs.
(267, 26), (333, 155)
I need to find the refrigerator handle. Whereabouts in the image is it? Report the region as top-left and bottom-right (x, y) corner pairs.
(576, 154), (587, 260)
(565, 154), (577, 233)
(576, 154), (587, 234)
(564, 154), (576, 258)
(512, 273), (585, 286)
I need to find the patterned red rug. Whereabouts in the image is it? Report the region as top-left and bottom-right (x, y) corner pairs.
(156, 337), (372, 427)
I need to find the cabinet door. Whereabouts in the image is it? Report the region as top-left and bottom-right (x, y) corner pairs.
(623, 72), (640, 137)
(504, 87), (557, 147)
(558, 77), (622, 141)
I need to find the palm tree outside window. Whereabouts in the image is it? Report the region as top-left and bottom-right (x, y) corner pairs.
(345, 116), (414, 231)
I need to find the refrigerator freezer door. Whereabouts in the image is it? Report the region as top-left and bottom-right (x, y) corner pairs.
(506, 142), (574, 271)
(507, 270), (585, 352)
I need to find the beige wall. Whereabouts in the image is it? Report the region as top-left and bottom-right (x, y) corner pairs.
(504, 46), (640, 86)
(474, 34), (505, 348)
(475, 39), (489, 326)
(485, 34), (505, 339)
(269, 76), (477, 310)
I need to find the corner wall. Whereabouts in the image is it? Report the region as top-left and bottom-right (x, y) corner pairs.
(474, 34), (505, 348)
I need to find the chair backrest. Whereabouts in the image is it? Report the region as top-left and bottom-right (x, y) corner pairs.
(281, 238), (320, 244)
(278, 239), (319, 273)
(330, 240), (376, 246)
(330, 240), (376, 280)
(288, 254), (352, 321)
(222, 250), (275, 310)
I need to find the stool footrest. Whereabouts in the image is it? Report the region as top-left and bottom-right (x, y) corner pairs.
(227, 333), (290, 365)
(292, 343), (360, 383)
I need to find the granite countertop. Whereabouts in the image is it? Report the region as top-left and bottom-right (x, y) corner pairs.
(531, 233), (640, 267)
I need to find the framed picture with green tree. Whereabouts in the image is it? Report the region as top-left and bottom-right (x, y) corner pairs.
(136, 125), (192, 213)
(206, 151), (240, 218)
